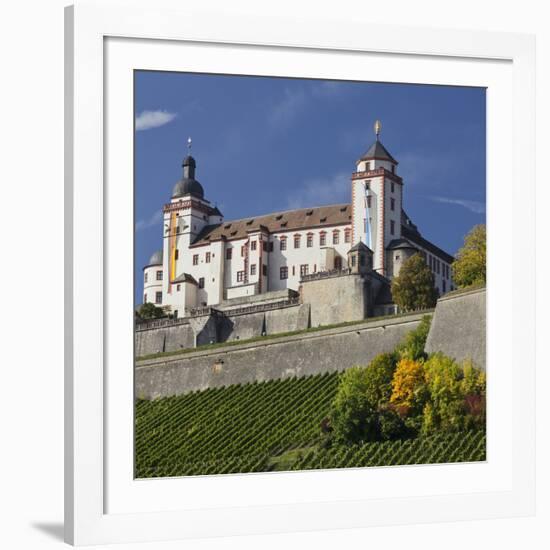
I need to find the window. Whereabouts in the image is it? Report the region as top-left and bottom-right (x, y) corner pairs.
(333, 231), (340, 245)
(390, 220), (395, 235)
(280, 237), (287, 251)
(237, 271), (245, 282)
(226, 248), (232, 260)
(156, 270), (163, 281)
(344, 229), (351, 243)
(300, 264), (309, 277)
(280, 266), (288, 280)
(437, 260), (441, 274)
(442, 280), (446, 293)
(320, 232), (326, 246)
(390, 197), (395, 211)
(294, 234), (301, 248)
(292, 265), (296, 276)
(174, 310), (178, 319)
(366, 195), (372, 208)
(251, 240), (257, 251)
(262, 241), (268, 252)
(143, 293), (147, 303)
(198, 277), (205, 289)
(391, 181), (395, 193)
(262, 264), (268, 276)
(391, 164), (395, 174)
(250, 264), (256, 276)
(176, 284), (181, 291)
(241, 245), (245, 257)
(365, 180), (371, 189)
(192, 254), (199, 265)
(307, 233), (313, 247)
(351, 255), (356, 267)
(205, 252), (211, 263)
(144, 272), (148, 283)
(155, 291), (162, 304)
(269, 242), (274, 252)
(175, 249), (179, 260)
(365, 161), (371, 171)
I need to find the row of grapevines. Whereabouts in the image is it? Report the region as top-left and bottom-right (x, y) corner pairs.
(135, 372), (339, 478)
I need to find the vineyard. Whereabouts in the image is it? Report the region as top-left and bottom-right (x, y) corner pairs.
(135, 372), (485, 478)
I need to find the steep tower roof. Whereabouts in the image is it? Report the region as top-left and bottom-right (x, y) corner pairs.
(359, 139), (398, 164)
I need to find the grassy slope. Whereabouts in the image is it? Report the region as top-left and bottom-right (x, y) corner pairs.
(135, 372), (485, 478)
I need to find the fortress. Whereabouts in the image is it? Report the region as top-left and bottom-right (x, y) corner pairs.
(137, 122), (455, 353)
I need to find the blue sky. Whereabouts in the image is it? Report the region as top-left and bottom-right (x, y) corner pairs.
(135, 71), (486, 304)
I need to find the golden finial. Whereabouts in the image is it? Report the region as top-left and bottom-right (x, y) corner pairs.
(374, 120), (381, 140)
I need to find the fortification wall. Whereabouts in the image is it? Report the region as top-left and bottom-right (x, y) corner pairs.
(135, 312), (425, 398)
(301, 273), (367, 327)
(425, 286), (486, 369)
(136, 303), (310, 357)
(265, 304), (309, 334)
(135, 323), (195, 356)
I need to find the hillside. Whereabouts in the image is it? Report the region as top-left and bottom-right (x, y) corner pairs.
(135, 372), (485, 478)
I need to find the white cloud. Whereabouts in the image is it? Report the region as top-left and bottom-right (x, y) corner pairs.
(287, 172), (350, 210)
(310, 80), (346, 98)
(135, 110), (177, 131)
(135, 210), (163, 232)
(268, 88), (307, 130)
(430, 196), (485, 214)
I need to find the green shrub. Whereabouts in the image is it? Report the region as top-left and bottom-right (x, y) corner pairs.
(421, 353), (485, 435)
(396, 315), (432, 361)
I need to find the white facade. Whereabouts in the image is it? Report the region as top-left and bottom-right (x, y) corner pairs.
(142, 131), (455, 314)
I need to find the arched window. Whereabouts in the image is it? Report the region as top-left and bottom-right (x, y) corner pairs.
(280, 236), (287, 251)
(333, 230), (340, 245)
(344, 228), (351, 243)
(294, 234), (301, 248)
(320, 231), (326, 246)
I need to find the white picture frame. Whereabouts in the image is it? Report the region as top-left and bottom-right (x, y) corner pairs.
(65, 1), (536, 545)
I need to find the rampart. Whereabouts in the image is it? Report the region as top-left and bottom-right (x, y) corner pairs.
(425, 285), (486, 369)
(135, 312), (426, 398)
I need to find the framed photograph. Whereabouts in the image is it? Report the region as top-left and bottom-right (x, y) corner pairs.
(65, 1), (535, 545)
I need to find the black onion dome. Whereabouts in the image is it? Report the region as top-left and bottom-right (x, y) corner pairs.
(171, 155), (205, 199)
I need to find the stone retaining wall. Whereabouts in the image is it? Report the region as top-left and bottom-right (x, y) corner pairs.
(425, 286), (486, 369)
(135, 312), (426, 398)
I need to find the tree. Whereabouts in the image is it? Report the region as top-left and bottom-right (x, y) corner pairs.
(391, 253), (438, 312)
(452, 224), (486, 288)
(421, 353), (486, 435)
(137, 302), (165, 320)
(328, 353), (406, 444)
(389, 358), (428, 418)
